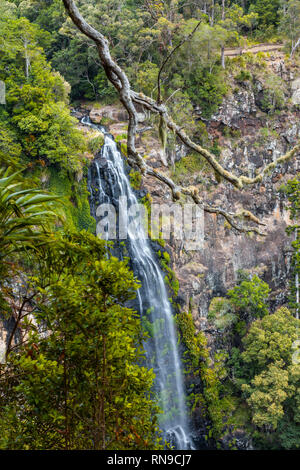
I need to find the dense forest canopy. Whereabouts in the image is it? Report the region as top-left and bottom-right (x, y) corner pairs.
(0, 0), (299, 451)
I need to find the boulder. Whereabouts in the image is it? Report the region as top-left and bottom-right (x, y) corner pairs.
(89, 104), (147, 125)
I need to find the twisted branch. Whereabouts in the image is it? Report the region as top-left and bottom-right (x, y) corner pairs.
(62, 0), (299, 236)
(132, 91), (300, 190)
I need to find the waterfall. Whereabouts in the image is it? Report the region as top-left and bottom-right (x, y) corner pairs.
(83, 116), (194, 450)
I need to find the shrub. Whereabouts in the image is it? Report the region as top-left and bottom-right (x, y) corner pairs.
(186, 67), (228, 119)
(235, 69), (252, 83)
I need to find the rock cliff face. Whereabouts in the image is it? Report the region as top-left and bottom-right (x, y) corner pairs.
(88, 53), (299, 336)
(173, 97), (299, 334)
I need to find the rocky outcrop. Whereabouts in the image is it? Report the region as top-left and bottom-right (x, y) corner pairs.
(209, 86), (257, 127)
(220, 429), (254, 450)
(130, 56), (300, 333)
(90, 104), (128, 124)
(142, 161), (296, 332)
(291, 77), (300, 105)
(90, 104), (146, 124)
(80, 54), (299, 335)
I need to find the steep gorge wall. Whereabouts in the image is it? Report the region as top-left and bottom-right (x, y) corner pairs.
(88, 52), (300, 338)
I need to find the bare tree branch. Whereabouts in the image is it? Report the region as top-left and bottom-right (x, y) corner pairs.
(132, 90), (300, 190)
(157, 20), (202, 104)
(291, 37), (300, 58)
(62, 0), (299, 236)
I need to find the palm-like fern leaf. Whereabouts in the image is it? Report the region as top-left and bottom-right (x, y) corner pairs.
(0, 168), (63, 258)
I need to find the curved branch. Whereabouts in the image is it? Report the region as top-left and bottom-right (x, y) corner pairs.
(132, 91), (300, 190)
(62, 0), (299, 236)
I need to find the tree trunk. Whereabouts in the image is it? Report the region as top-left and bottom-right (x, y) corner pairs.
(24, 38), (30, 79)
(221, 45), (225, 69)
(221, 0), (226, 69)
(291, 37), (300, 58)
(209, 0), (215, 26)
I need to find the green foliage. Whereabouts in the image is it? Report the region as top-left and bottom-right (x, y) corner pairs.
(176, 310), (234, 440)
(88, 133), (105, 154)
(94, 68), (117, 102)
(0, 14), (86, 172)
(172, 151), (213, 184)
(0, 231), (162, 450)
(176, 311), (209, 369)
(210, 140), (222, 158)
(129, 170), (142, 190)
(186, 67), (228, 119)
(283, 176), (300, 219)
(279, 1), (300, 57)
(162, 251), (170, 265)
(281, 176), (300, 314)
(249, 0), (281, 29)
(47, 167), (95, 233)
(161, 263), (179, 296)
(259, 127), (279, 141)
(227, 274), (270, 320)
(208, 275), (271, 349)
(241, 307), (298, 372)
(222, 125), (242, 140)
(242, 361), (290, 430)
(235, 69), (252, 82)
(238, 308), (300, 448)
(134, 61), (159, 96)
(0, 113), (22, 168)
(259, 75), (285, 114)
(0, 167), (61, 259)
(208, 297), (236, 331)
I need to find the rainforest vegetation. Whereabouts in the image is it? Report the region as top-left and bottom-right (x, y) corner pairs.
(0, 0), (299, 450)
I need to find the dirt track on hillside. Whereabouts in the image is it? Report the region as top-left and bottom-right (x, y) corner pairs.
(224, 43), (284, 57)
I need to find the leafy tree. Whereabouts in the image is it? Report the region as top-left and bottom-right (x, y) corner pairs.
(51, 0), (156, 99)
(17, 0), (66, 36)
(218, 3), (258, 68)
(280, 0), (300, 56)
(0, 13), (86, 172)
(227, 274), (270, 320)
(239, 308), (300, 448)
(0, 0), (17, 19)
(207, 274), (270, 355)
(186, 65), (228, 118)
(241, 307), (298, 373)
(242, 361), (290, 430)
(0, 232), (162, 450)
(0, 167), (62, 361)
(249, 0), (281, 30)
(134, 60), (160, 96)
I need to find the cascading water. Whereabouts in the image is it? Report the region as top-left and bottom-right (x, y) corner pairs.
(83, 116), (194, 450)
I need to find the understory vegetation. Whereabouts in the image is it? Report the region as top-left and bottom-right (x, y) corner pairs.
(0, 176), (162, 449)
(179, 178), (300, 449)
(179, 270), (300, 449)
(0, 0), (299, 451)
